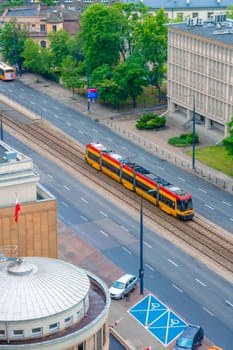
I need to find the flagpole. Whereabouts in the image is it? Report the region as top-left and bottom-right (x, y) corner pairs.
(15, 194), (21, 262)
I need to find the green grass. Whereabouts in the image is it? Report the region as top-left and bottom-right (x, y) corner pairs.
(186, 146), (233, 177)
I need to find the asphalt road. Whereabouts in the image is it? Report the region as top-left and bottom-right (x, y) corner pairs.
(4, 128), (233, 350)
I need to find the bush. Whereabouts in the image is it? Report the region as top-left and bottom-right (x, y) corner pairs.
(168, 133), (199, 147)
(136, 114), (166, 130)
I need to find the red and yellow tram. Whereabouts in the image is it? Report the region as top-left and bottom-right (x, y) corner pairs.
(85, 142), (194, 220)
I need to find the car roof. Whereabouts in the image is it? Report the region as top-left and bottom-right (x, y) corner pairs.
(181, 325), (201, 338)
(116, 274), (136, 283)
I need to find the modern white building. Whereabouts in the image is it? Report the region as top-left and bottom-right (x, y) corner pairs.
(167, 15), (233, 135)
(0, 256), (110, 350)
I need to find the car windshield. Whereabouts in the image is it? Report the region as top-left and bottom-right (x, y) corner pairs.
(112, 281), (125, 289)
(177, 337), (193, 348)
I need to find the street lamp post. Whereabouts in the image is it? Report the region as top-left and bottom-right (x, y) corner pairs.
(139, 195), (144, 295)
(186, 94), (196, 170)
(0, 114), (3, 141)
(191, 96), (196, 170)
(139, 189), (156, 295)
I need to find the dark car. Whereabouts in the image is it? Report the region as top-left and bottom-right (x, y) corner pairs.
(174, 324), (204, 350)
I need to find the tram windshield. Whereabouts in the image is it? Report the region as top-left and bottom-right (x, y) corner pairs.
(177, 198), (193, 212)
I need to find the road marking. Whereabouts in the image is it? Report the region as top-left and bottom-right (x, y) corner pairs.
(100, 230), (109, 237)
(107, 137), (112, 142)
(178, 177), (185, 182)
(30, 101), (35, 105)
(54, 114), (59, 119)
(122, 246), (131, 254)
(157, 166), (164, 171)
(222, 201), (232, 207)
(195, 278), (206, 287)
(61, 201), (68, 207)
(80, 215), (88, 222)
(66, 122), (71, 127)
(145, 264), (154, 271)
(168, 259), (178, 267)
(80, 197), (88, 203)
(92, 128), (98, 133)
(53, 106), (59, 110)
(42, 100), (47, 104)
(120, 225), (129, 232)
(230, 218), (233, 222)
(172, 284), (183, 293)
(41, 107), (47, 112)
(99, 210), (108, 217)
(64, 185), (71, 191)
(204, 204), (214, 210)
(47, 174), (54, 179)
(202, 307), (214, 317)
(225, 300), (233, 307)
(143, 241), (152, 248)
(199, 188), (207, 193)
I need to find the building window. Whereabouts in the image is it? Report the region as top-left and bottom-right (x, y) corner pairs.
(52, 25), (57, 32)
(0, 330), (5, 338)
(41, 40), (46, 48)
(40, 24), (46, 32)
(32, 327), (43, 336)
(49, 323), (59, 332)
(177, 13), (183, 21)
(192, 12), (198, 18)
(13, 330), (24, 338)
(65, 316), (73, 326)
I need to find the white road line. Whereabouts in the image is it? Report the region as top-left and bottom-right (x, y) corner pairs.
(230, 218), (233, 222)
(172, 284), (183, 293)
(122, 246), (131, 254)
(66, 122), (71, 127)
(107, 137), (112, 142)
(41, 107), (47, 112)
(61, 201), (68, 207)
(80, 197), (88, 203)
(78, 130), (84, 134)
(54, 114), (59, 119)
(204, 204), (214, 210)
(199, 188), (207, 193)
(225, 300), (233, 307)
(120, 225), (129, 232)
(178, 177), (185, 182)
(100, 230), (109, 237)
(202, 307), (214, 317)
(53, 106), (59, 110)
(99, 211), (108, 217)
(80, 120), (85, 124)
(42, 100), (47, 104)
(30, 101), (35, 105)
(143, 241), (152, 248)
(47, 174), (54, 179)
(157, 166), (164, 171)
(92, 128), (98, 133)
(145, 264), (154, 271)
(168, 259), (178, 267)
(80, 215), (88, 222)
(195, 278), (206, 287)
(64, 185), (71, 191)
(222, 201), (232, 207)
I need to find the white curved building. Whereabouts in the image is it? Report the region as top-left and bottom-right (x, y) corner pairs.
(0, 257), (111, 350)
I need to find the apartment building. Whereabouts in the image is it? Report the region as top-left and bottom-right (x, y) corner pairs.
(167, 15), (233, 135)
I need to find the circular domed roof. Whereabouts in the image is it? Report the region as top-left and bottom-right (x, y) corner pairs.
(0, 257), (90, 321)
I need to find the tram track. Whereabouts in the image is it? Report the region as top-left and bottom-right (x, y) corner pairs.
(3, 113), (233, 281)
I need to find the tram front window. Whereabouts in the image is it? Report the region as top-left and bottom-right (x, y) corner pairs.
(177, 198), (193, 212)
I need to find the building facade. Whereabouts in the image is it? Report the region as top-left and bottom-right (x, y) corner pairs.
(167, 16), (233, 135)
(0, 256), (111, 350)
(0, 141), (57, 259)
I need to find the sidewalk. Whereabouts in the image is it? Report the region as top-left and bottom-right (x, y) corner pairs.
(18, 73), (233, 194)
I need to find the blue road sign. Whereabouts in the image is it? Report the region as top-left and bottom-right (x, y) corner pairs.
(87, 88), (98, 99)
(129, 294), (187, 346)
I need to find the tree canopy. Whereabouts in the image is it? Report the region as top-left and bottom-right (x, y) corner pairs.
(223, 118), (233, 157)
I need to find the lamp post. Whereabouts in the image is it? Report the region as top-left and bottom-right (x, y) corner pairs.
(0, 109), (12, 141)
(186, 94), (196, 170)
(139, 189), (156, 295)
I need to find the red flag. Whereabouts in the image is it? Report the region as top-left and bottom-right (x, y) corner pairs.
(15, 197), (21, 223)
(145, 347), (151, 350)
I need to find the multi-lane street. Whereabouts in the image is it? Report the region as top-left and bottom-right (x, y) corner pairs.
(1, 78), (233, 349)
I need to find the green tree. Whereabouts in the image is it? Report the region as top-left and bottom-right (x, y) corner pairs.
(22, 38), (51, 80)
(61, 56), (84, 98)
(134, 9), (168, 99)
(226, 5), (233, 19)
(48, 30), (73, 70)
(223, 118), (233, 156)
(40, 0), (56, 5)
(0, 20), (28, 66)
(112, 54), (150, 108)
(79, 3), (125, 72)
